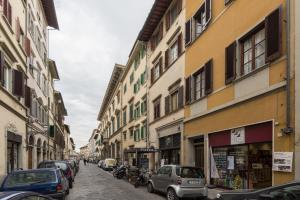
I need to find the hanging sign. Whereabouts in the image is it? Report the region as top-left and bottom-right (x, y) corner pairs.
(273, 152), (293, 172)
(230, 127), (245, 145)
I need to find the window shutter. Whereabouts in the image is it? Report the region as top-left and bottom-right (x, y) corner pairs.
(205, 0), (211, 24)
(150, 38), (155, 51)
(13, 69), (24, 97)
(205, 59), (213, 95)
(3, 0), (7, 18)
(178, 33), (182, 55)
(151, 67), (154, 83)
(158, 23), (164, 41)
(265, 6), (282, 62)
(225, 41), (236, 84)
(165, 95), (170, 115)
(16, 17), (20, 42)
(185, 19), (192, 45)
(0, 51), (4, 86)
(166, 11), (170, 31)
(7, 2), (12, 25)
(159, 57), (163, 75)
(25, 86), (32, 109)
(178, 86), (184, 108)
(190, 75), (195, 101)
(177, 0), (182, 13)
(25, 37), (31, 57)
(185, 77), (191, 104)
(165, 50), (169, 69)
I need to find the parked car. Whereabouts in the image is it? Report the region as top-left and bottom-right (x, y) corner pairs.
(216, 181), (300, 200)
(97, 160), (104, 168)
(0, 169), (69, 200)
(147, 165), (207, 200)
(0, 191), (54, 200)
(38, 160), (74, 188)
(102, 158), (117, 171)
(66, 160), (77, 176)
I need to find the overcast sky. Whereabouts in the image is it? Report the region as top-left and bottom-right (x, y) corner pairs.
(49, 0), (154, 150)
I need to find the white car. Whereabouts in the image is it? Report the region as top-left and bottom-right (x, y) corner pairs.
(97, 160), (104, 168)
(102, 158), (117, 171)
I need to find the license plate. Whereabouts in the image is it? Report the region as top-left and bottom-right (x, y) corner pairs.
(188, 180), (200, 184)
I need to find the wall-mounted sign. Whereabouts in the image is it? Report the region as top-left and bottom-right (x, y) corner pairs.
(273, 152), (293, 172)
(230, 127), (245, 145)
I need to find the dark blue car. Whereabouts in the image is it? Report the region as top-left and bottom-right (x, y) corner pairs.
(0, 169), (69, 200)
(0, 191), (54, 200)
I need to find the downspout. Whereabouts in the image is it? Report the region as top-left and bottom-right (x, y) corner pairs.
(282, 0), (294, 134)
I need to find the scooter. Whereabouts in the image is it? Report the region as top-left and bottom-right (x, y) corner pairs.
(134, 169), (149, 188)
(113, 165), (127, 179)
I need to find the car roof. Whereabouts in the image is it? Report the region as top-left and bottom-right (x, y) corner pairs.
(0, 191), (35, 198)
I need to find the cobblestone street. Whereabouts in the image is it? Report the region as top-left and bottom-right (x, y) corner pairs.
(67, 162), (165, 200)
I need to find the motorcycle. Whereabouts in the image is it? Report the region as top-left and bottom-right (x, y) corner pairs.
(113, 165), (127, 179)
(134, 169), (149, 188)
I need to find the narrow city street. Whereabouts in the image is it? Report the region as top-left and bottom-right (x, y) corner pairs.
(67, 162), (165, 200)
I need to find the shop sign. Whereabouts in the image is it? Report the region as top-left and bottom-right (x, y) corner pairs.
(230, 127), (245, 145)
(273, 152), (293, 172)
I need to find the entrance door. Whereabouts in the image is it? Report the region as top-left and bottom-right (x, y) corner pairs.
(28, 147), (33, 169)
(195, 144), (204, 169)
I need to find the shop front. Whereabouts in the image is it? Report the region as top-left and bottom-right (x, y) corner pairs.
(209, 121), (273, 190)
(159, 133), (181, 166)
(124, 147), (159, 169)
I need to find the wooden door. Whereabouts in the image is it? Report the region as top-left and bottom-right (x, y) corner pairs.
(28, 147), (33, 169)
(195, 144), (204, 169)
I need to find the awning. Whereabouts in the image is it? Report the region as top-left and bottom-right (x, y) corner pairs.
(124, 148), (160, 154)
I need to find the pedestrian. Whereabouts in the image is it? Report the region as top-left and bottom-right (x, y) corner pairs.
(84, 159), (86, 165)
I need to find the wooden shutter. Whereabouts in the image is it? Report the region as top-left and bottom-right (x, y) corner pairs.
(165, 96), (170, 115)
(165, 50), (169, 69)
(3, 0), (7, 18)
(166, 11), (170, 31)
(178, 33), (182, 55)
(185, 77), (191, 104)
(205, 0), (211, 24)
(177, 0), (182, 13)
(0, 51), (4, 86)
(25, 86), (32, 108)
(16, 17), (20, 42)
(159, 57), (163, 75)
(7, 2), (12, 25)
(25, 37), (31, 57)
(185, 19), (192, 45)
(225, 41), (236, 84)
(205, 59), (213, 95)
(13, 69), (24, 97)
(151, 67), (154, 84)
(178, 86), (184, 108)
(150, 38), (155, 51)
(158, 23), (164, 41)
(265, 6), (282, 62)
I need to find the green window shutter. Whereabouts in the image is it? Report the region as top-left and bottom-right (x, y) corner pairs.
(137, 129), (140, 141)
(141, 126), (144, 139)
(134, 130), (137, 141)
(141, 102), (144, 114)
(134, 84), (137, 93)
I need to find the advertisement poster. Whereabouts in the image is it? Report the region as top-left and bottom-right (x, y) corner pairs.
(227, 156), (235, 170)
(272, 152), (293, 172)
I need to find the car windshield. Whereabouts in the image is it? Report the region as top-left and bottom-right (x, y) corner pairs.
(176, 167), (204, 178)
(55, 162), (68, 170)
(4, 171), (56, 188)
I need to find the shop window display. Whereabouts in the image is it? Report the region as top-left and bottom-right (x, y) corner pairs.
(211, 142), (272, 190)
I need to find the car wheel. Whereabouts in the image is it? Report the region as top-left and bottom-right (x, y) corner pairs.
(147, 182), (154, 193)
(167, 188), (179, 200)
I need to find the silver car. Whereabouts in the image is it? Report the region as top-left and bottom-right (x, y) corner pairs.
(147, 165), (207, 200)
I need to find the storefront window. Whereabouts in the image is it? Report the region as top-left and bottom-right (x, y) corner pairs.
(211, 142), (272, 190)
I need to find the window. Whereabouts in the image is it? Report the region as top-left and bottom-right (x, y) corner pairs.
(194, 70), (205, 100)
(123, 84), (127, 94)
(134, 103), (140, 119)
(117, 92), (120, 104)
(112, 118), (115, 133)
(116, 113), (120, 130)
(122, 109), (127, 126)
(185, 0), (211, 45)
(241, 28), (266, 76)
(150, 23), (163, 51)
(170, 91), (179, 111)
(129, 103), (134, 121)
(134, 127), (140, 142)
(154, 62), (160, 81)
(3, 0), (12, 25)
(123, 132), (127, 141)
(153, 98), (161, 120)
(166, 0), (182, 31)
(141, 96), (147, 115)
(140, 122), (147, 140)
(130, 128), (134, 139)
(3, 63), (12, 93)
(169, 41), (178, 64)
(140, 71), (146, 85)
(130, 73), (134, 84)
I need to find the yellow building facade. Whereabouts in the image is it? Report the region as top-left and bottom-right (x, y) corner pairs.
(183, 0), (295, 189)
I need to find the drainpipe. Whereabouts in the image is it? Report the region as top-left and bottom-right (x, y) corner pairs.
(282, 0), (294, 134)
